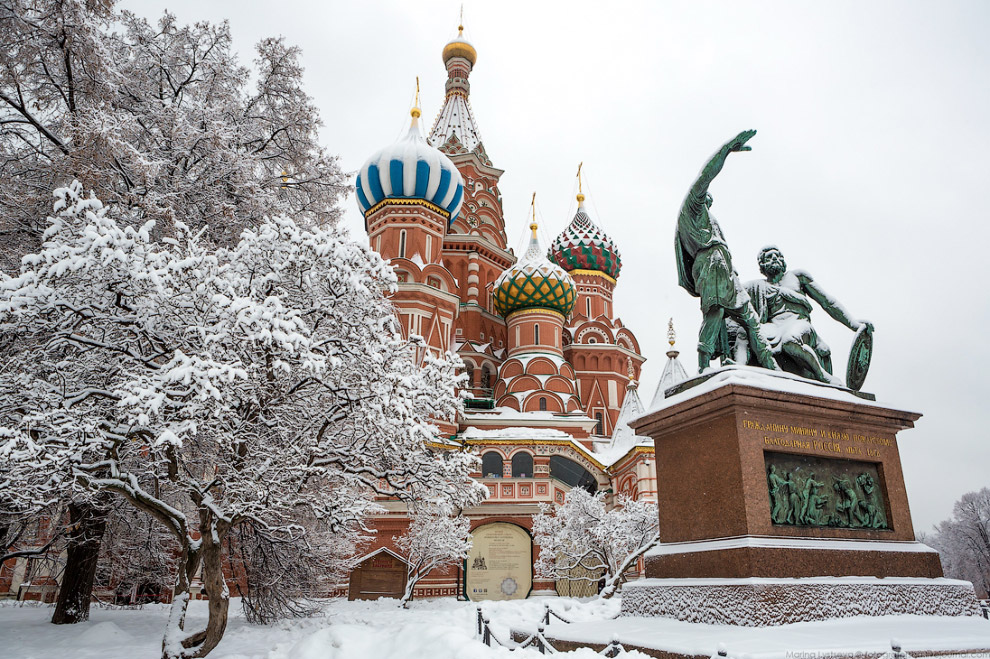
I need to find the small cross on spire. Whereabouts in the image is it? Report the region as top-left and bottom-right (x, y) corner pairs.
(576, 162), (585, 203)
(411, 76), (422, 119)
(530, 192), (538, 237)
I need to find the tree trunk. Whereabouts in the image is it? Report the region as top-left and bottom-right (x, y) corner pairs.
(189, 529), (230, 658)
(162, 542), (198, 659)
(51, 499), (109, 624)
(163, 526), (229, 659)
(400, 568), (419, 608)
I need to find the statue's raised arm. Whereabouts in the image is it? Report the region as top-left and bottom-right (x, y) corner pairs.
(687, 129), (758, 202)
(675, 130), (778, 374)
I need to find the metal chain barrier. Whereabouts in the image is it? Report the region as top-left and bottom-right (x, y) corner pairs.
(476, 605), (625, 656)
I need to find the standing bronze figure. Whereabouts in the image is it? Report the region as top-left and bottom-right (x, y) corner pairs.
(675, 130), (778, 373)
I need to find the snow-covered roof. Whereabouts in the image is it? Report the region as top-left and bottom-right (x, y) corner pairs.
(458, 424), (608, 471)
(461, 426), (572, 440)
(595, 381), (652, 467)
(351, 546), (408, 566)
(461, 406), (596, 431)
(650, 349), (689, 409)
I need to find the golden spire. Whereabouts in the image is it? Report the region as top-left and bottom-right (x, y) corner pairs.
(576, 162), (585, 204)
(530, 192), (538, 237)
(411, 76), (422, 119)
(443, 6), (477, 66)
(667, 318), (680, 359)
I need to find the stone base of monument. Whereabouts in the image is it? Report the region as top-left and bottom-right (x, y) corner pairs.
(619, 576), (982, 626)
(622, 365), (987, 630)
(623, 535), (982, 625)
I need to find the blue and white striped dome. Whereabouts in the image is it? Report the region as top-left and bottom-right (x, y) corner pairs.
(355, 115), (465, 224)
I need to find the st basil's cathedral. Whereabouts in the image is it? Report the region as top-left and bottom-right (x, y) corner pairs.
(347, 24), (689, 601)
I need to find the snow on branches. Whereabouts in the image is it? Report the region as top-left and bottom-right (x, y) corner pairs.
(532, 488), (659, 599)
(0, 183), (484, 657)
(925, 487), (990, 599)
(394, 509), (472, 607)
(0, 0), (346, 272)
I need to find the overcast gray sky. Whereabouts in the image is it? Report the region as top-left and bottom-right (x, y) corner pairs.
(121, 0), (990, 532)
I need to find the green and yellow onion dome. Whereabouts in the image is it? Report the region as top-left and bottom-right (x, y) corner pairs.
(549, 195), (622, 280)
(493, 224), (576, 319)
(442, 25), (477, 66)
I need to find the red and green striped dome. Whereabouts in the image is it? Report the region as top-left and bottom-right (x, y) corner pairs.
(549, 202), (621, 279)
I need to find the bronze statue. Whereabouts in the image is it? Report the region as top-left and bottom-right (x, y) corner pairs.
(675, 130), (779, 373)
(739, 246), (873, 385)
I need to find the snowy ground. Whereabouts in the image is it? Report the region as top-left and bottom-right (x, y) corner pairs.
(2, 596), (990, 659)
(0, 596), (640, 659)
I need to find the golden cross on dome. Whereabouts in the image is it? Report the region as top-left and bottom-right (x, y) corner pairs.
(667, 318), (676, 347)
(576, 162), (585, 203)
(530, 192), (538, 237)
(459, 4), (464, 32)
(411, 77), (421, 119)
(577, 162), (583, 193)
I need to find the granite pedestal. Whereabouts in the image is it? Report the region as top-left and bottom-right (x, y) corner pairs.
(623, 367), (981, 626)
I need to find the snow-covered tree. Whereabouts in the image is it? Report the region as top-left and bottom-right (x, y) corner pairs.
(533, 489), (659, 599)
(0, 183), (485, 658)
(1, 0), (348, 624)
(394, 509), (472, 607)
(0, 0), (345, 270)
(927, 487), (990, 598)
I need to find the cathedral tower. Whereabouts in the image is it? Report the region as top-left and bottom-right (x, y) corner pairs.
(490, 219), (581, 413)
(550, 179), (645, 435)
(430, 24), (516, 398)
(357, 104), (464, 357)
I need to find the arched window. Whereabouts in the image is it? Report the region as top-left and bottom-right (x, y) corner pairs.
(463, 363), (475, 387)
(511, 452), (533, 478)
(539, 397), (547, 411)
(534, 324), (540, 345)
(586, 297), (591, 317)
(482, 452), (503, 478)
(399, 230), (407, 258)
(549, 456), (598, 494)
(595, 412), (604, 435)
(481, 365), (492, 390)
